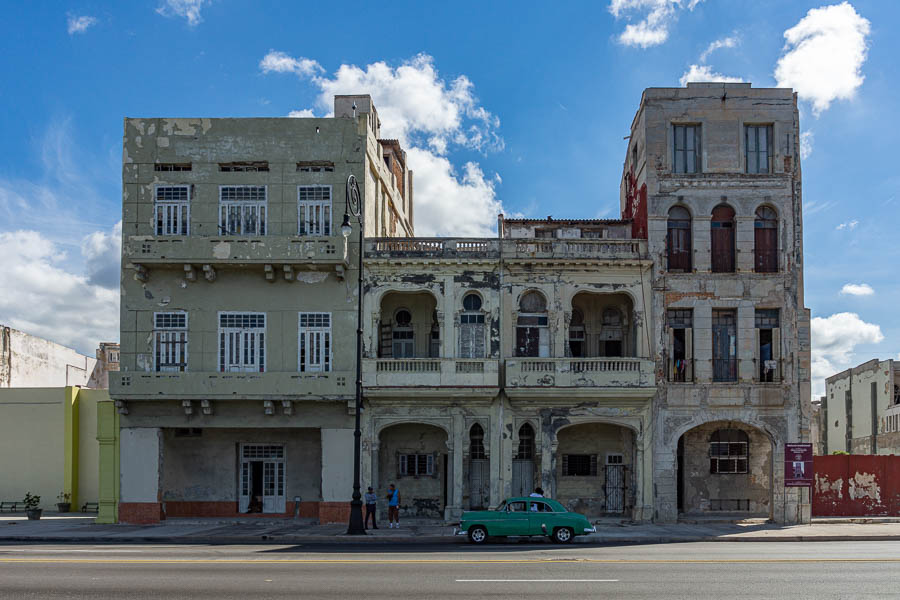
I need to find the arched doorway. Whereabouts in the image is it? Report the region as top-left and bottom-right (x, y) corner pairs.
(511, 423), (536, 497)
(467, 423), (489, 509)
(555, 423), (636, 516)
(676, 421), (772, 517)
(378, 423), (448, 518)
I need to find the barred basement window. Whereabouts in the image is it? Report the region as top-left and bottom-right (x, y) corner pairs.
(154, 185), (190, 235)
(219, 186), (267, 235)
(154, 163), (192, 172)
(399, 453), (435, 477)
(219, 161), (269, 172)
(299, 312), (331, 372)
(218, 312), (265, 372)
(709, 429), (749, 474)
(297, 161), (335, 172)
(298, 185), (332, 236)
(562, 454), (598, 477)
(154, 312), (187, 372)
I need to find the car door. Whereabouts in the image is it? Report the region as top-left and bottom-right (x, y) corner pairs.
(527, 500), (554, 535)
(494, 501), (529, 535)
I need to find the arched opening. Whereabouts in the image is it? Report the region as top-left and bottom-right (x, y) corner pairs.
(710, 204), (735, 273)
(467, 424), (488, 509)
(516, 291), (549, 357)
(378, 423), (448, 518)
(459, 293), (486, 359)
(512, 423), (536, 497)
(667, 206), (692, 272)
(676, 422), (772, 517)
(569, 292), (635, 358)
(378, 291), (439, 358)
(754, 206), (778, 273)
(555, 423), (635, 517)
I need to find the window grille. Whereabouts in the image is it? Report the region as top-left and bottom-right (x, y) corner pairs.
(709, 429), (749, 473)
(219, 186), (267, 235)
(154, 185), (190, 235)
(219, 161), (269, 172)
(399, 453), (435, 477)
(218, 312), (265, 372)
(154, 163), (192, 172)
(755, 309), (780, 329)
(297, 161), (334, 172)
(299, 312), (331, 372)
(562, 454), (598, 477)
(241, 444), (284, 459)
(298, 186), (332, 236)
(667, 309), (693, 329)
(154, 312), (187, 372)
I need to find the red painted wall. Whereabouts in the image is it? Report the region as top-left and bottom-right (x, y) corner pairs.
(813, 455), (900, 516)
(622, 169), (647, 240)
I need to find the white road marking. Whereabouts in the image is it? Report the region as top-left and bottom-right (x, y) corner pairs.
(13, 549), (143, 553)
(457, 579), (619, 582)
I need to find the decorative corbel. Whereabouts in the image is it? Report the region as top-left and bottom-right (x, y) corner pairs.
(181, 400), (193, 415)
(114, 399), (128, 415)
(263, 400), (275, 415)
(282, 265), (294, 282)
(183, 264), (196, 282)
(281, 400), (293, 415)
(200, 399), (213, 415)
(133, 264), (148, 282)
(203, 264), (216, 282)
(264, 264), (275, 282)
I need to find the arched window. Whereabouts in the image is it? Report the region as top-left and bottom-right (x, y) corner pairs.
(710, 204), (735, 273)
(459, 294), (486, 359)
(392, 309), (414, 358)
(516, 292), (549, 357)
(754, 206), (778, 273)
(709, 429), (749, 474)
(601, 307), (624, 357)
(516, 423), (535, 460)
(568, 308), (585, 358)
(667, 206), (692, 272)
(469, 424), (486, 460)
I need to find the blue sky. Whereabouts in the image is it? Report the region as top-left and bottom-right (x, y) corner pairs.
(0, 0), (896, 394)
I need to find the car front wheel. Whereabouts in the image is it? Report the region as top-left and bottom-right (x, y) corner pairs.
(468, 526), (488, 544)
(552, 527), (573, 544)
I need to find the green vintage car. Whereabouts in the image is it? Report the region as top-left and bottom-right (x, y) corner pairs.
(457, 497), (596, 544)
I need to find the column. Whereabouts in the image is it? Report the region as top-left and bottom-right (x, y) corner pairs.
(448, 412), (465, 519)
(119, 427), (161, 524)
(320, 428), (354, 523)
(541, 427), (556, 498)
(95, 399), (119, 524)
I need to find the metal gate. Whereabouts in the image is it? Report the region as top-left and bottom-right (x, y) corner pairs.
(511, 459), (534, 498)
(469, 459), (489, 509)
(604, 464), (626, 513)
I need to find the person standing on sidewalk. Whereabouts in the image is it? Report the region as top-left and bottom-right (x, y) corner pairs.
(364, 486), (378, 530)
(386, 483), (400, 528)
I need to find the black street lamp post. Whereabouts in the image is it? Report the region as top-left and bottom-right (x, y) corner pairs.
(342, 174), (366, 535)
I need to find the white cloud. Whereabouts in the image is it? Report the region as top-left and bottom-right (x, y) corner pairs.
(0, 230), (119, 355)
(81, 221), (121, 289)
(287, 109), (316, 118)
(699, 35), (738, 63)
(67, 14), (97, 35)
(835, 219), (858, 230)
(679, 64), (743, 87)
(156, 0), (210, 27)
(609, 0), (705, 48)
(840, 283), (874, 296)
(812, 312), (884, 395)
(800, 131), (814, 159)
(774, 2), (870, 116)
(259, 51), (323, 77)
(261, 52), (507, 236)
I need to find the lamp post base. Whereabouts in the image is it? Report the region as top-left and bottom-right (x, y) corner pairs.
(347, 499), (366, 535)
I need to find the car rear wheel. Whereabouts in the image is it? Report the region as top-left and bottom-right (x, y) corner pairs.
(552, 527), (573, 544)
(468, 526), (488, 544)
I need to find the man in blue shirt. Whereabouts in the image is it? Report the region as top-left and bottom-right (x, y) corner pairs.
(386, 483), (400, 528)
(364, 486), (378, 530)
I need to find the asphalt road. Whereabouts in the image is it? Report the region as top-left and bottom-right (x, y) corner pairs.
(1, 541), (899, 599)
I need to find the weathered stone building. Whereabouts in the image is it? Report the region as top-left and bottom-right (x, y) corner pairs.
(821, 359), (900, 455)
(112, 83), (812, 525)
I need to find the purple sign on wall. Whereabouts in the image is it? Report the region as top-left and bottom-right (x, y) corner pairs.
(784, 443), (813, 487)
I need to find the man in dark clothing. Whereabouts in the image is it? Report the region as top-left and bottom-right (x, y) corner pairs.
(364, 486), (378, 529)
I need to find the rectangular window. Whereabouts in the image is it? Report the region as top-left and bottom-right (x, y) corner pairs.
(746, 125), (773, 174)
(298, 185), (332, 236)
(516, 315), (549, 357)
(712, 309), (737, 382)
(154, 163), (191, 172)
(154, 185), (190, 235)
(299, 312), (331, 372)
(219, 186), (267, 235)
(756, 309), (780, 382)
(673, 125), (701, 174)
(392, 330), (415, 358)
(218, 312), (266, 372)
(153, 312), (187, 372)
(399, 453), (435, 477)
(709, 441), (749, 473)
(562, 454), (598, 477)
(219, 161), (269, 172)
(297, 161), (335, 172)
(667, 309), (693, 382)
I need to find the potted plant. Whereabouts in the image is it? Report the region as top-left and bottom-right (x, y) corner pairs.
(56, 492), (71, 513)
(23, 493), (41, 520)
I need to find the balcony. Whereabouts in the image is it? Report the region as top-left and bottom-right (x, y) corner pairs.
(501, 239), (647, 261)
(364, 238), (499, 259)
(362, 358), (500, 396)
(505, 357), (655, 397)
(124, 235), (348, 269)
(110, 370), (353, 401)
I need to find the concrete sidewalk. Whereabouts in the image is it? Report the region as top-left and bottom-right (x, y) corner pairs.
(3, 513), (900, 544)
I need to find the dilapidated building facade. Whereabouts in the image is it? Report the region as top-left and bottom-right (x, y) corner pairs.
(113, 83), (812, 525)
(822, 359), (900, 455)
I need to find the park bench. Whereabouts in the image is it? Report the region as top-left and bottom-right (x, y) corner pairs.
(81, 502), (99, 513)
(0, 501), (22, 513)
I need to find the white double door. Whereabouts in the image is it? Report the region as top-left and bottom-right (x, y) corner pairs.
(239, 444), (286, 514)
